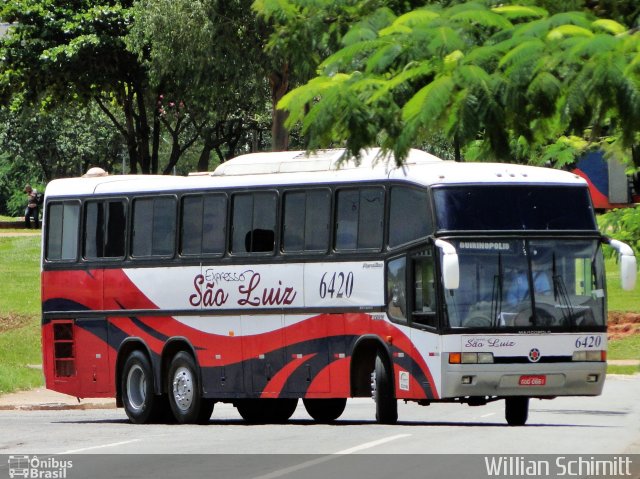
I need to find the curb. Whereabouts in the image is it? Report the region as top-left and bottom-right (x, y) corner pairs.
(0, 402), (117, 411)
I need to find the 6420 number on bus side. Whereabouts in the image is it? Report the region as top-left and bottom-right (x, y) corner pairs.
(319, 272), (354, 299)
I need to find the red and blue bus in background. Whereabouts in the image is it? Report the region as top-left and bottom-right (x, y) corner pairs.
(41, 149), (637, 426)
(572, 151), (640, 210)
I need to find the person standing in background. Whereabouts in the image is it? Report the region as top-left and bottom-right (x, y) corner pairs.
(24, 184), (39, 229)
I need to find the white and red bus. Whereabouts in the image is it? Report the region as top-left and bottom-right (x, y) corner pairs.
(41, 148), (636, 425)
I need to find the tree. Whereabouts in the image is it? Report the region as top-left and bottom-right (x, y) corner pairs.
(274, 2), (640, 165)
(0, 102), (122, 215)
(0, 0), (203, 175)
(128, 0), (272, 170)
(253, 0), (428, 151)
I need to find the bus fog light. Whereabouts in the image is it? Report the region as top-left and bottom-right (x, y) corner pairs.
(461, 376), (473, 385)
(477, 353), (494, 364)
(586, 374), (598, 383)
(461, 353), (478, 364)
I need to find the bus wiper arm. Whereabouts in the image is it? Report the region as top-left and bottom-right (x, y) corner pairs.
(553, 274), (574, 327)
(490, 253), (503, 328)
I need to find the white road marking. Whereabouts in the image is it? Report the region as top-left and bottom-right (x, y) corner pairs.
(250, 434), (411, 479)
(58, 439), (141, 454)
(334, 434), (411, 454)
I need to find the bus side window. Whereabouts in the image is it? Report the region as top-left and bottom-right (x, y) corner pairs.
(389, 187), (431, 248)
(282, 189), (330, 253)
(84, 200), (126, 259)
(231, 192), (277, 254)
(386, 257), (407, 324)
(132, 196), (177, 257)
(335, 187), (384, 252)
(181, 194), (226, 256)
(413, 251), (437, 328)
(46, 202), (80, 261)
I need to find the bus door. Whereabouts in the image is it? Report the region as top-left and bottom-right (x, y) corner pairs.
(408, 248), (441, 397)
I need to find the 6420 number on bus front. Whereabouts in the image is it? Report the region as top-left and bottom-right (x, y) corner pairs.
(575, 335), (602, 348)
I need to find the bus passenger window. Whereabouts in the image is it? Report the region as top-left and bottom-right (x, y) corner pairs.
(181, 194), (226, 256)
(231, 192), (276, 254)
(336, 187), (384, 251)
(282, 189), (330, 253)
(84, 200), (126, 259)
(389, 187), (431, 248)
(46, 202), (80, 261)
(387, 257), (407, 323)
(132, 197), (176, 257)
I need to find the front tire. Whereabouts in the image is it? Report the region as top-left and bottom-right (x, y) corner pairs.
(167, 351), (214, 424)
(303, 398), (347, 423)
(122, 350), (160, 424)
(505, 397), (529, 426)
(372, 354), (397, 424)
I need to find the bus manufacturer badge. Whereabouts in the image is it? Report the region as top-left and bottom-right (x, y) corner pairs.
(528, 348), (541, 362)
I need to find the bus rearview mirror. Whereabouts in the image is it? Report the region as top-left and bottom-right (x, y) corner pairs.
(435, 239), (460, 290)
(442, 254), (460, 290)
(620, 255), (637, 291)
(607, 239), (637, 291)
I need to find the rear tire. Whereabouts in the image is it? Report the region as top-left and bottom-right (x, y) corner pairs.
(505, 397), (529, 426)
(372, 354), (397, 424)
(167, 351), (214, 424)
(122, 350), (160, 424)
(303, 398), (347, 423)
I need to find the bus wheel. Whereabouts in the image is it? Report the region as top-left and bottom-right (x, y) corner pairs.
(372, 354), (398, 424)
(505, 397), (529, 426)
(303, 398), (347, 423)
(167, 351), (214, 424)
(236, 399), (298, 423)
(122, 350), (160, 424)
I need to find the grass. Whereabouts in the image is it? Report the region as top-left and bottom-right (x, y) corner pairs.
(0, 316), (43, 394)
(0, 235), (43, 393)
(605, 256), (639, 312)
(607, 364), (640, 375)
(0, 236), (41, 315)
(608, 334), (640, 360)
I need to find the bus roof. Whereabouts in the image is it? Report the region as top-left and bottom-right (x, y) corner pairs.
(44, 148), (587, 197)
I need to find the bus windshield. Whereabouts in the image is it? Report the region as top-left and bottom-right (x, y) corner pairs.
(433, 185), (597, 231)
(443, 239), (606, 330)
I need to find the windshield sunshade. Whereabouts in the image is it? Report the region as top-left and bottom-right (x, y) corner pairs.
(434, 185), (596, 231)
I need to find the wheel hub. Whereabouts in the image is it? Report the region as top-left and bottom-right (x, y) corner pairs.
(172, 366), (194, 411)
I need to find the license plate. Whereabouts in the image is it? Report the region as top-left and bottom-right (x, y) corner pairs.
(519, 375), (546, 386)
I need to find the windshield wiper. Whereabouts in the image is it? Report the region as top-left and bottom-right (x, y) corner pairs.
(490, 253), (503, 328)
(552, 254), (575, 327)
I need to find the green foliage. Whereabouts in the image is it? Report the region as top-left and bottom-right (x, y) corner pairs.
(599, 207), (640, 258)
(0, 319), (44, 394)
(0, 236), (41, 315)
(608, 334), (640, 360)
(273, 0), (640, 167)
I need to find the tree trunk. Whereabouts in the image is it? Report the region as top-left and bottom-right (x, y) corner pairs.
(269, 64), (290, 152)
(134, 81), (151, 174)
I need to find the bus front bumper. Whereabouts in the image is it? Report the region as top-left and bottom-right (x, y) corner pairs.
(441, 362), (607, 398)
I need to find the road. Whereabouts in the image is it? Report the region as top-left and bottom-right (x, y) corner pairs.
(1, 375), (639, 456)
(0, 376), (638, 479)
